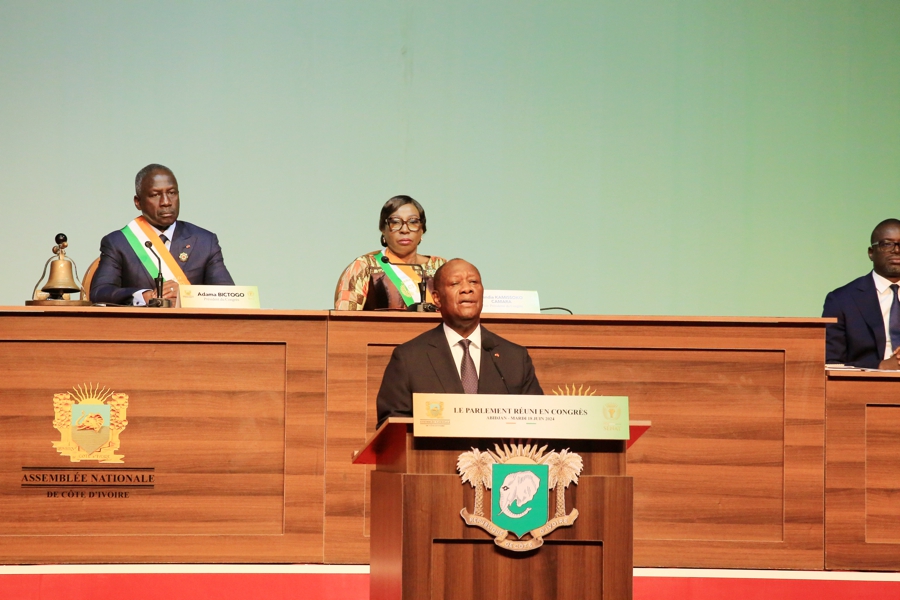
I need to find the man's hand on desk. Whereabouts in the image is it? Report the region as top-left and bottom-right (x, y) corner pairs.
(141, 281), (180, 304)
(878, 348), (900, 370)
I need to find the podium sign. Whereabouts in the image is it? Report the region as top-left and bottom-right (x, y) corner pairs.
(413, 393), (629, 439)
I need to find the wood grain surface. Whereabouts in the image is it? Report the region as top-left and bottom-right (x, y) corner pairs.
(0, 308), (830, 570)
(327, 312), (827, 569)
(826, 373), (900, 570)
(371, 471), (632, 600)
(0, 307), (326, 563)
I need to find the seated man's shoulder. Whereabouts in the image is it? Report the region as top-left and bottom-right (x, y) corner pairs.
(177, 220), (218, 237)
(99, 228), (128, 251)
(827, 273), (872, 298)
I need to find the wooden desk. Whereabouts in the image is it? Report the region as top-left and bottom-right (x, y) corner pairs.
(325, 312), (828, 569)
(0, 308), (829, 569)
(826, 369), (900, 570)
(0, 306), (326, 563)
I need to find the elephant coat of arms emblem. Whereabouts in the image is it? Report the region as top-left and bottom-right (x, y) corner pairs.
(457, 443), (583, 552)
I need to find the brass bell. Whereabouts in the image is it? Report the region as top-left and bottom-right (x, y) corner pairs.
(27, 233), (91, 306)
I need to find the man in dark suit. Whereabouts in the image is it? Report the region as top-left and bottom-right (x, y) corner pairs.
(376, 258), (543, 428)
(90, 164), (234, 305)
(823, 218), (900, 369)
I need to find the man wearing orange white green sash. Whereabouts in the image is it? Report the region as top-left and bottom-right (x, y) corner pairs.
(90, 164), (234, 306)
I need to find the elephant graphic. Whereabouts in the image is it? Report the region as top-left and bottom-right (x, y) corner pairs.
(498, 470), (540, 519)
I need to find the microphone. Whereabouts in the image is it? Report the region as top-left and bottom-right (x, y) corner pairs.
(406, 264), (437, 312)
(144, 241), (169, 308)
(381, 256), (436, 312)
(482, 339), (510, 393)
(415, 265), (427, 307)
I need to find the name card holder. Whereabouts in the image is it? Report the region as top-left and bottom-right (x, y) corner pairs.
(179, 285), (260, 309)
(482, 290), (541, 314)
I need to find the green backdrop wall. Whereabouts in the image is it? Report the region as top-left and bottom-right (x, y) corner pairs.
(3, 1), (898, 315)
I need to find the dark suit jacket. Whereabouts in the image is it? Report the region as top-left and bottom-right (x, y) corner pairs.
(822, 272), (885, 368)
(376, 324), (543, 427)
(90, 220), (234, 305)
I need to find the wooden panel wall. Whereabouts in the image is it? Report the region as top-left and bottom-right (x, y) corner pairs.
(0, 308), (831, 569)
(826, 372), (900, 570)
(527, 347), (786, 545)
(325, 313), (827, 569)
(0, 307), (326, 563)
(325, 314), (441, 563)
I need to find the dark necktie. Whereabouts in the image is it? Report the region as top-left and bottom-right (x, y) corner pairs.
(159, 234), (169, 245)
(890, 284), (900, 351)
(459, 339), (478, 394)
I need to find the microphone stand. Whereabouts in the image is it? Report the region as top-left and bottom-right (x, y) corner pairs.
(380, 255), (435, 312)
(144, 241), (172, 308)
(407, 264), (437, 313)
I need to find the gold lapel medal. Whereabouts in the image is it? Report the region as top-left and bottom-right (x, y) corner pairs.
(179, 252), (189, 262)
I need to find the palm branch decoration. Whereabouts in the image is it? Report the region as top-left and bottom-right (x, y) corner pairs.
(457, 448), (496, 516)
(542, 448), (584, 517)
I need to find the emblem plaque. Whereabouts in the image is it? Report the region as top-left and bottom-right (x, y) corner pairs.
(52, 383), (128, 463)
(457, 443), (583, 552)
(424, 400), (444, 419)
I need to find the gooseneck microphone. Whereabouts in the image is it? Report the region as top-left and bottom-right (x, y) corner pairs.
(415, 265), (427, 307)
(381, 253), (436, 312)
(406, 264), (436, 312)
(144, 241), (168, 308)
(482, 339), (510, 393)
(144, 241), (165, 300)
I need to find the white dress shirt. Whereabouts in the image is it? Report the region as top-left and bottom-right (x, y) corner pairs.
(872, 271), (900, 359)
(442, 323), (482, 378)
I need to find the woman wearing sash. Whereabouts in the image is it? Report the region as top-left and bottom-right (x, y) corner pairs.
(334, 196), (445, 310)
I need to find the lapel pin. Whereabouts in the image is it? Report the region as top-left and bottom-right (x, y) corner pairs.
(494, 353), (500, 358)
(179, 252), (189, 262)
(185, 244), (191, 249)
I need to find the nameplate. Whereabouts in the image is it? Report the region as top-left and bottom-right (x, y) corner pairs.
(412, 393), (629, 440)
(179, 285), (260, 309)
(482, 290), (540, 314)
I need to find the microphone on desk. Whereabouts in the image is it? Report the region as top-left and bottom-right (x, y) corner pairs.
(406, 264), (437, 313)
(482, 339), (510, 393)
(144, 241), (170, 308)
(380, 255), (436, 312)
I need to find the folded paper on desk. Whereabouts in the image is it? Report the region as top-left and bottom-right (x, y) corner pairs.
(482, 290), (540, 314)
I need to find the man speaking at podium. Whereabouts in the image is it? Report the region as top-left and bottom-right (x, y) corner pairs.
(91, 164), (234, 305)
(376, 258), (543, 428)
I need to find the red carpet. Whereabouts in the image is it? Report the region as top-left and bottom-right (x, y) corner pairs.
(1, 567), (899, 599)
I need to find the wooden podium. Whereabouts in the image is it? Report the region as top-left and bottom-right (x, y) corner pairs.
(354, 417), (649, 600)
